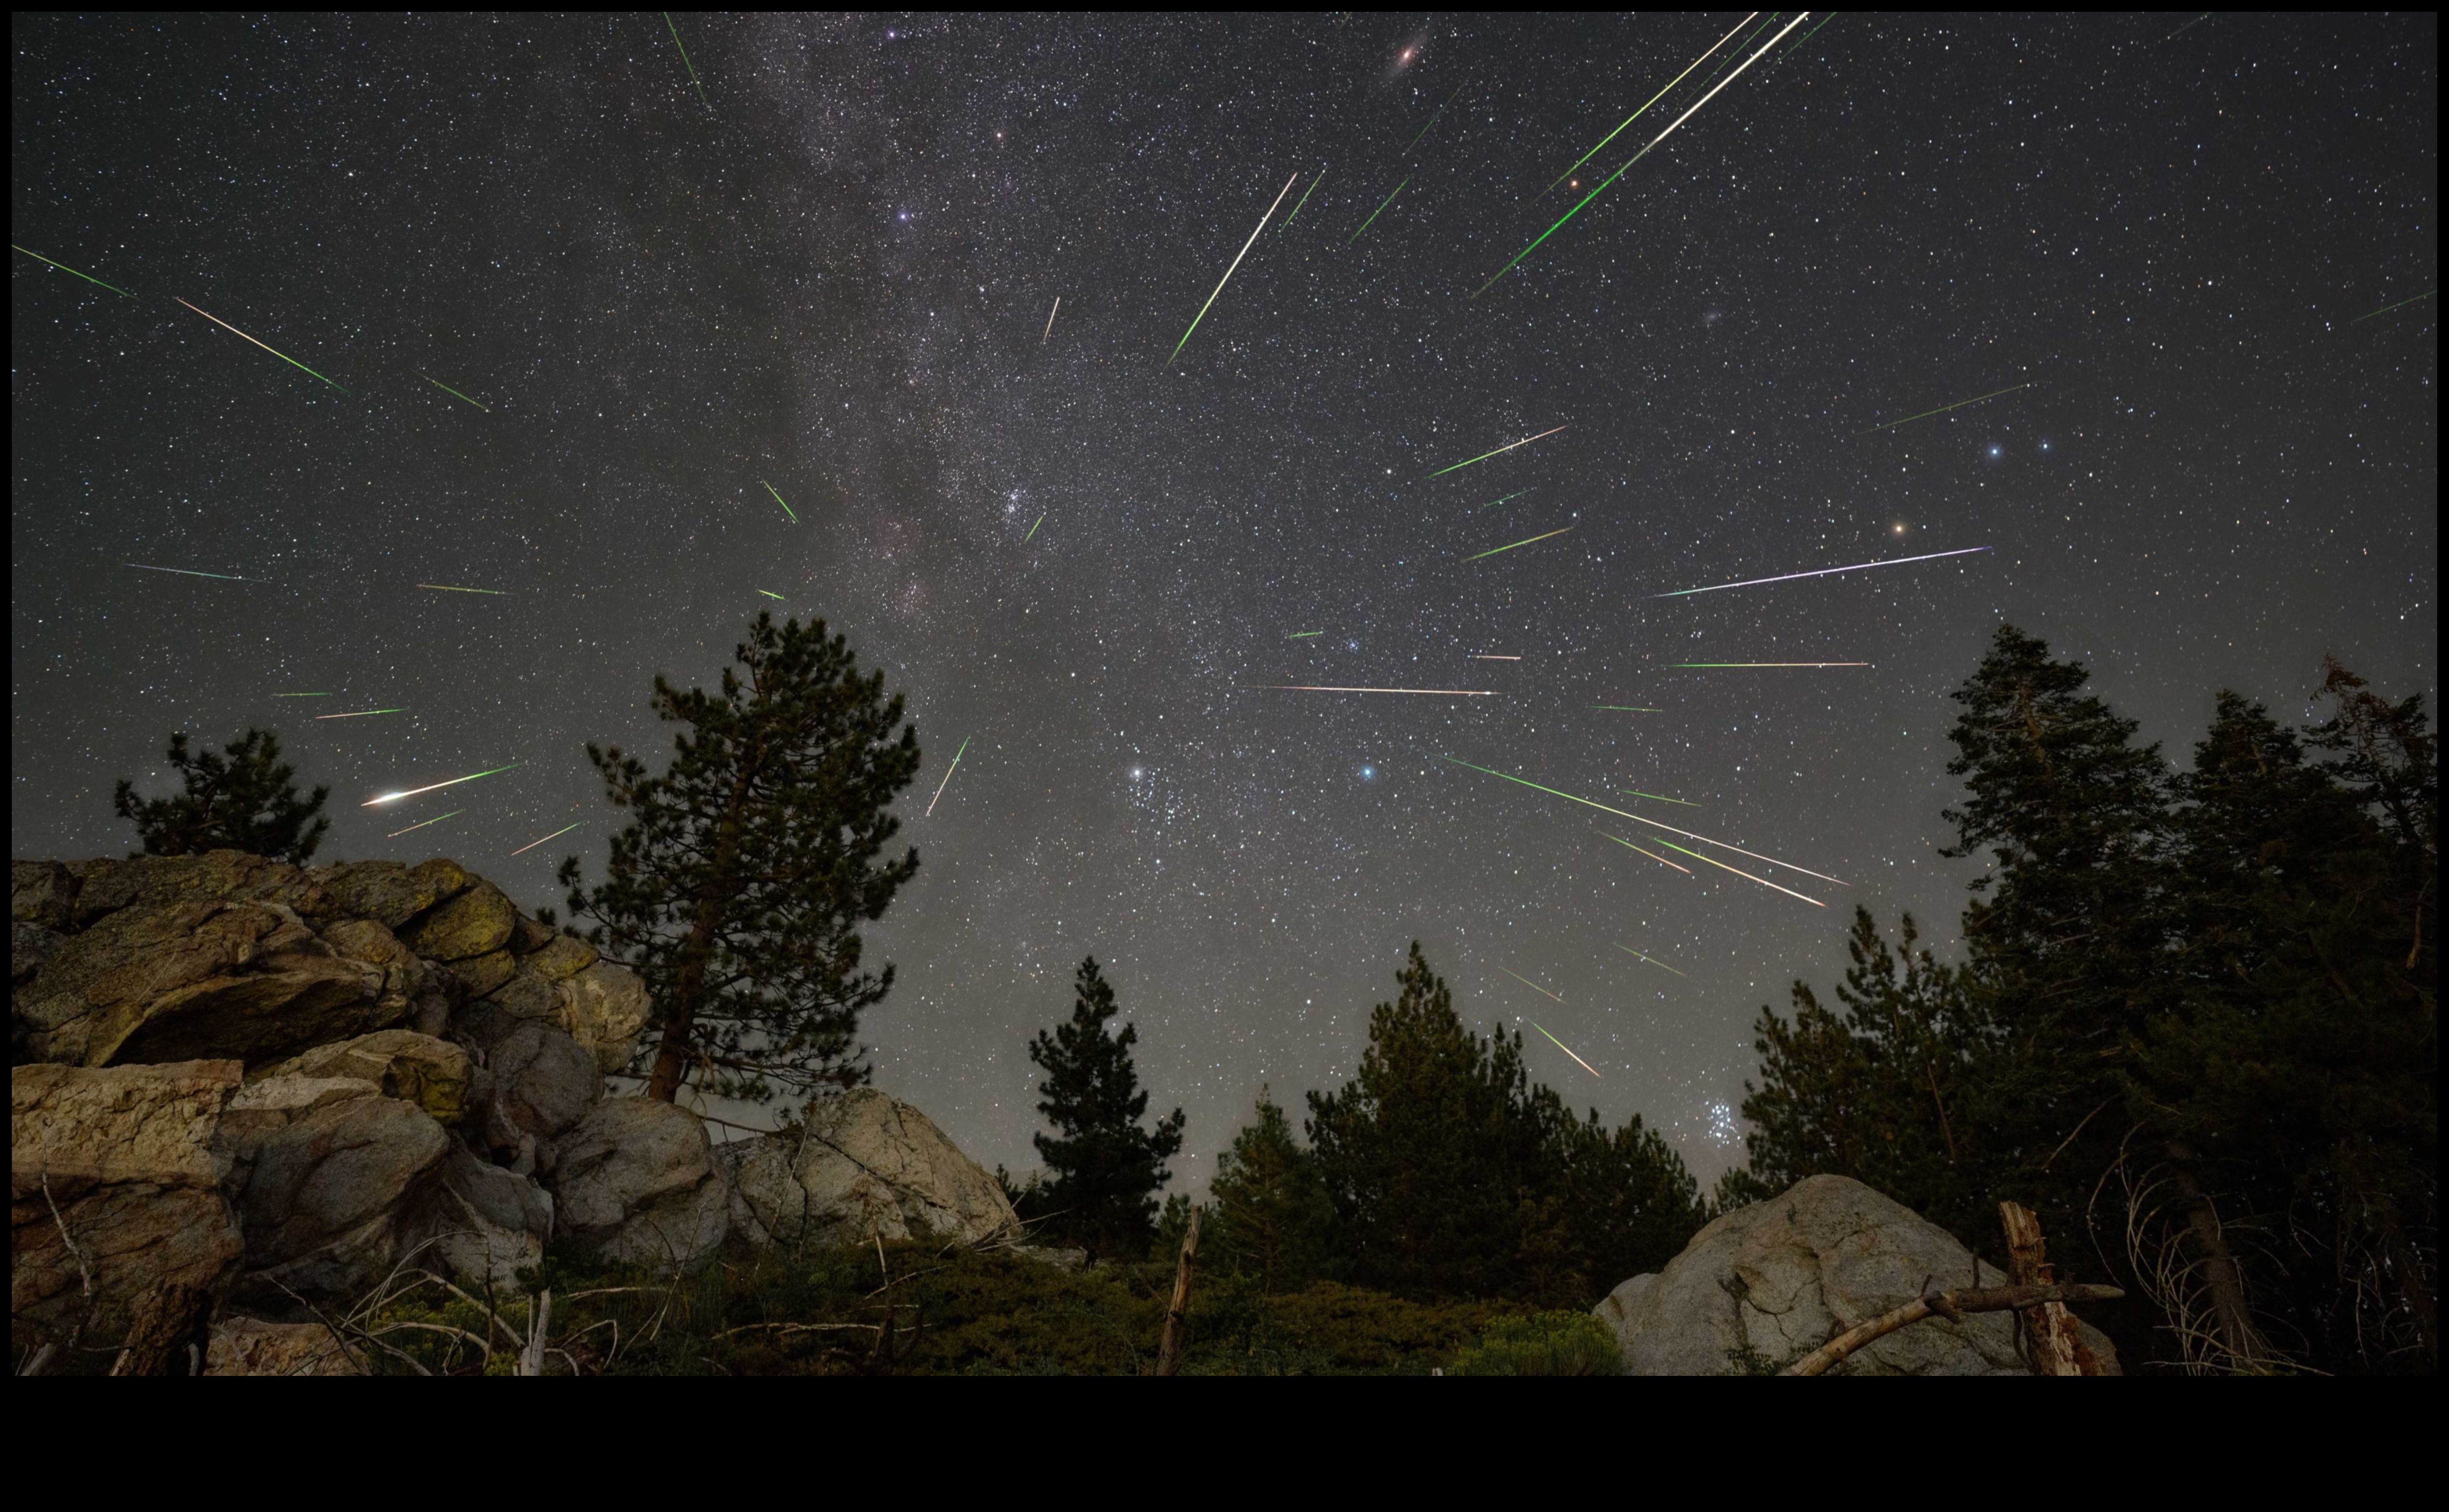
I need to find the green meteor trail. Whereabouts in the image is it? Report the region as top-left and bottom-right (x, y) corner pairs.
(418, 583), (509, 596)
(1620, 789), (1699, 808)
(1439, 754), (1851, 885)
(275, 692), (332, 698)
(510, 822), (581, 857)
(1406, 85), (1465, 153)
(418, 372), (491, 412)
(11, 245), (134, 297)
(313, 707), (404, 720)
(2349, 289), (2435, 324)
(757, 590), (785, 601)
(1544, 12), (1756, 195)
(1591, 705), (1664, 713)
(663, 12), (708, 105)
(1782, 11), (1840, 54)
(761, 481), (797, 522)
(127, 562), (251, 581)
(1528, 1021), (1603, 1079)
(1496, 964), (1565, 1003)
(1674, 661), (1866, 668)
(363, 763), (519, 807)
(1430, 425), (1567, 478)
(925, 735), (972, 816)
(1348, 175), (1410, 245)
(1286, 630), (1323, 638)
(1614, 944), (1688, 977)
(1467, 526), (1573, 562)
(1859, 382), (2028, 435)
(1599, 830), (1691, 873)
(1651, 837), (1824, 907)
(386, 809), (461, 839)
(176, 298), (348, 393)
(1169, 171), (1300, 366)
(1284, 168), (1325, 226)
(1024, 514), (1044, 543)
(1479, 12), (1811, 296)
(1478, 488), (1535, 511)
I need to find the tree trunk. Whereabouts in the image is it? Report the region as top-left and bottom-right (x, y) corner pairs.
(1998, 1200), (2104, 1375)
(647, 763), (757, 1102)
(2163, 1139), (2261, 1366)
(1782, 1282), (2123, 1376)
(1153, 1205), (1201, 1376)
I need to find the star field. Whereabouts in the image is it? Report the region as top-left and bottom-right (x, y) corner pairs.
(11, 14), (2436, 1187)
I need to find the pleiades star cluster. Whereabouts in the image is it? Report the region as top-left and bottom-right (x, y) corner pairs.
(11, 13), (2435, 1187)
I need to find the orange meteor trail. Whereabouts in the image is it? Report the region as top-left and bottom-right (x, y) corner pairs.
(362, 763), (519, 807)
(1653, 838), (1825, 907)
(511, 822), (581, 857)
(1441, 755), (1851, 886)
(1598, 829), (1690, 873)
(1255, 685), (1495, 696)
(1529, 1021), (1603, 1079)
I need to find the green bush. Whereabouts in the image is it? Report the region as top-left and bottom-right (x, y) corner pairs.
(1448, 1310), (1624, 1376)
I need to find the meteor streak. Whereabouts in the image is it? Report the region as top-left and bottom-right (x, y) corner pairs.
(11, 245), (134, 297)
(1496, 965), (1565, 1003)
(1544, 13), (1757, 194)
(1349, 175), (1411, 245)
(1024, 514), (1044, 543)
(1429, 425), (1567, 477)
(925, 735), (972, 816)
(1406, 86), (1465, 153)
(127, 563), (251, 581)
(511, 822), (581, 857)
(1592, 705), (1664, 713)
(275, 692), (332, 698)
(362, 764), (519, 807)
(1168, 172), (1300, 366)
(1467, 526), (1572, 562)
(1479, 12), (1810, 295)
(757, 590), (785, 601)
(1042, 296), (1060, 342)
(314, 707), (404, 720)
(1600, 831), (1692, 873)
(1286, 630), (1322, 638)
(418, 584), (508, 596)
(2349, 289), (2436, 324)
(1439, 755), (1851, 884)
(1614, 944), (1687, 977)
(1620, 789), (1699, 808)
(1471, 655), (1521, 661)
(1255, 685), (1495, 696)
(1859, 382), (2028, 434)
(1477, 488), (1535, 510)
(1659, 546), (1990, 597)
(1673, 662), (1866, 668)
(663, 12), (708, 105)
(386, 809), (461, 839)
(1528, 1021), (1603, 1079)
(1284, 168), (1325, 225)
(1653, 838), (1825, 907)
(176, 299), (348, 392)
(1783, 11), (1840, 54)
(761, 481), (797, 522)
(418, 372), (490, 411)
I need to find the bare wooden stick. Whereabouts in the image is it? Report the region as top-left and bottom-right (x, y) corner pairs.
(2000, 1199), (2103, 1375)
(1780, 1283), (2124, 1376)
(1153, 1205), (1202, 1377)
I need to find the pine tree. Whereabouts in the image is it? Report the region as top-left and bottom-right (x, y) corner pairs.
(114, 729), (330, 864)
(1561, 1107), (1708, 1285)
(1205, 1091), (1333, 1292)
(557, 612), (921, 1104)
(1026, 957), (1186, 1260)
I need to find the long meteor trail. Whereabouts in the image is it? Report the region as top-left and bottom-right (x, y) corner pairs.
(127, 563), (252, 582)
(1675, 661), (1866, 668)
(419, 372), (491, 411)
(2350, 289), (2435, 324)
(1653, 837), (1825, 907)
(1860, 382), (2028, 434)
(1024, 514), (1044, 543)
(313, 707), (404, 720)
(362, 763), (519, 807)
(1544, 13), (1757, 194)
(761, 481), (797, 522)
(1496, 964), (1566, 1003)
(1349, 175), (1411, 245)
(510, 822), (581, 857)
(12, 245), (134, 297)
(1440, 755), (1850, 887)
(1615, 943), (1688, 977)
(176, 299), (348, 392)
(418, 583), (509, 595)
(1479, 12), (1811, 295)
(1169, 171), (1300, 366)
(1528, 1021), (1603, 1080)
(1599, 829), (1691, 873)
(1284, 168), (1325, 225)
(1659, 546), (1991, 598)
(386, 809), (462, 839)
(1467, 526), (1572, 562)
(1429, 425), (1567, 478)
(925, 735), (972, 817)
(1042, 296), (1060, 342)
(663, 12), (708, 105)
(1255, 685), (1496, 696)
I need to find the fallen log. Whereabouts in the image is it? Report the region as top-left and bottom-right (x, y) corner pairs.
(1780, 1282), (2125, 1376)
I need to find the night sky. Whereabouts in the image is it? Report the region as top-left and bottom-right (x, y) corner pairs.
(11, 13), (2437, 1189)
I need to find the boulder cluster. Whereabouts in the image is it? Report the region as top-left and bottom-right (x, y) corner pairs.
(12, 851), (1020, 1374)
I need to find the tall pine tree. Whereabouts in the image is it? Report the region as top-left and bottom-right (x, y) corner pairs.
(558, 613), (921, 1104)
(1026, 956), (1186, 1260)
(114, 729), (330, 863)
(1204, 1091), (1334, 1293)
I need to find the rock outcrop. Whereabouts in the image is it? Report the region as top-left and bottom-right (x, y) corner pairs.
(554, 1098), (731, 1267)
(1595, 1174), (2119, 1375)
(204, 1316), (361, 1375)
(723, 1088), (1023, 1249)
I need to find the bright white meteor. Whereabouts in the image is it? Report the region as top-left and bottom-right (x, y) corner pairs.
(1658, 546), (1991, 598)
(1254, 686), (1496, 696)
(362, 763), (519, 807)
(1168, 172), (1300, 365)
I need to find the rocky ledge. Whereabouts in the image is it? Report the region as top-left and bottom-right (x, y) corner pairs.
(11, 851), (1021, 1374)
